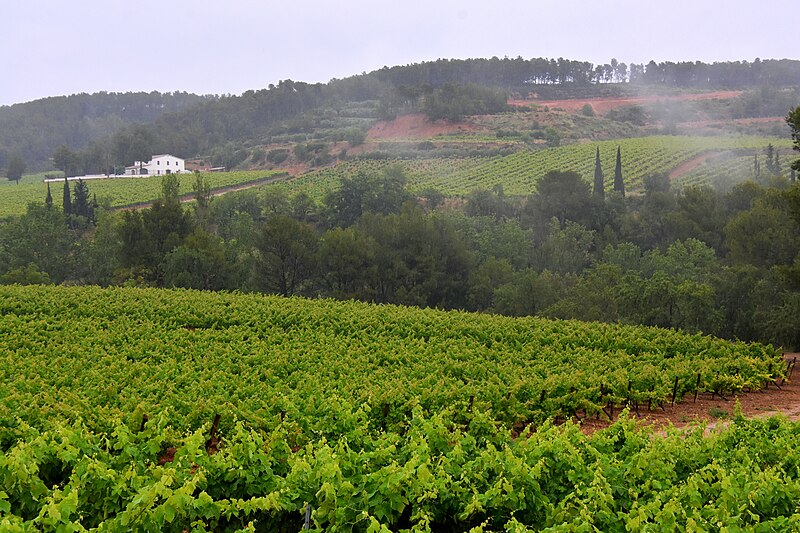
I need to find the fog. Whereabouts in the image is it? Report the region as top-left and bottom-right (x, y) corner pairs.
(2, 0), (798, 106)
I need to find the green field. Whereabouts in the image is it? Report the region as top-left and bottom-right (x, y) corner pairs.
(1, 137), (790, 217)
(0, 285), (782, 435)
(675, 151), (796, 189)
(0, 285), (795, 530)
(0, 171), (288, 218)
(271, 136), (792, 201)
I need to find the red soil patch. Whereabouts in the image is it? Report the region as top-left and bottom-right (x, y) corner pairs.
(367, 113), (481, 140)
(579, 355), (800, 434)
(668, 151), (727, 180)
(509, 91), (743, 115)
(678, 116), (785, 129)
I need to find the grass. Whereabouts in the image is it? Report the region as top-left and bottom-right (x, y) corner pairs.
(0, 170), (287, 218)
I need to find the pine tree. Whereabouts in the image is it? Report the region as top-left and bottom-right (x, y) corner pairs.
(593, 147), (604, 199)
(613, 145), (625, 196)
(45, 183), (53, 209)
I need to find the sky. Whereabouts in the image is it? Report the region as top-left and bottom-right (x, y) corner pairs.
(2, 0), (797, 106)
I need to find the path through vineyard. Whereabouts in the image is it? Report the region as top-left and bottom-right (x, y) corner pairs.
(116, 172), (294, 211)
(668, 151), (727, 180)
(582, 354), (800, 433)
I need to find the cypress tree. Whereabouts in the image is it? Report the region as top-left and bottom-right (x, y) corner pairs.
(63, 178), (71, 215)
(45, 183), (53, 209)
(73, 179), (90, 218)
(593, 147), (604, 199)
(613, 145), (625, 196)
(765, 144), (775, 173)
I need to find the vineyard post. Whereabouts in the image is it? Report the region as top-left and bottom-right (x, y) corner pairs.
(671, 376), (679, 406)
(139, 413), (148, 432)
(694, 373), (701, 403)
(604, 384), (614, 420)
(304, 503), (311, 530)
(467, 394), (475, 413)
(205, 413), (221, 453)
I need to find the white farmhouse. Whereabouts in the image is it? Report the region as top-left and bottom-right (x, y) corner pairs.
(125, 154), (186, 176)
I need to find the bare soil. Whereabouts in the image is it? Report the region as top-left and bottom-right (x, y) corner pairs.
(579, 355), (800, 434)
(668, 151), (728, 180)
(509, 91), (743, 115)
(367, 114), (483, 140)
(677, 116), (785, 129)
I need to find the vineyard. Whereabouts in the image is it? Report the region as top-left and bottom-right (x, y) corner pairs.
(0, 171), (288, 218)
(272, 136), (792, 201)
(674, 151), (795, 189)
(1, 285), (796, 530)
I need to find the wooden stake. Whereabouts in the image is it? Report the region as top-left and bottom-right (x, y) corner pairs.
(671, 376), (679, 406)
(694, 373), (701, 403)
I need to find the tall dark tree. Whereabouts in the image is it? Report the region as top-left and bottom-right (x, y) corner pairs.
(53, 145), (80, 177)
(62, 179), (72, 215)
(255, 215), (318, 296)
(6, 154), (25, 184)
(613, 146), (625, 196)
(787, 106), (800, 172)
(593, 147), (604, 199)
(45, 183), (53, 209)
(765, 144), (775, 174)
(72, 179), (91, 219)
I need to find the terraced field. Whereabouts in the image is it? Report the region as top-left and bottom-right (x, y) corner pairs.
(271, 136), (792, 200)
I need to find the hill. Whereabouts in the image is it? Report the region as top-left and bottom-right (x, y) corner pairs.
(4, 57), (799, 175)
(0, 91), (208, 172)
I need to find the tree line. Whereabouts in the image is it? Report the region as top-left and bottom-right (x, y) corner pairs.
(0, 91), (207, 173)
(3, 149), (800, 348)
(6, 57), (800, 173)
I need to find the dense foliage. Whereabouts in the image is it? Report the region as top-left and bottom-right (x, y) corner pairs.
(0, 284), (793, 531)
(3, 146), (800, 347)
(5, 56), (799, 172)
(0, 285), (782, 437)
(0, 91), (206, 171)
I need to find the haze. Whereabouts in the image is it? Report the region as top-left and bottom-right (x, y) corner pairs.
(3, 0), (796, 106)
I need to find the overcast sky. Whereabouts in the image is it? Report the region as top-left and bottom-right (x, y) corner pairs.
(2, 0), (796, 106)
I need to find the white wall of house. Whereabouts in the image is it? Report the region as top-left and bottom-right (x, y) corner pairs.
(124, 154), (186, 176)
(150, 154), (185, 175)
